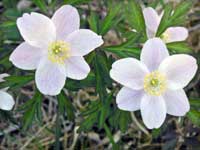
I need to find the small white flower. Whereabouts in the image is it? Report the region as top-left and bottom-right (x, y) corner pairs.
(0, 74), (15, 110)
(10, 5), (104, 95)
(110, 38), (198, 129)
(143, 7), (188, 43)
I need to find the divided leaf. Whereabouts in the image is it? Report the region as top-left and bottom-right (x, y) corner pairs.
(156, 0), (192, 36)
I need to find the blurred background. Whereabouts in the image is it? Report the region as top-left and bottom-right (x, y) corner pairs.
(0, 0), (200, 149)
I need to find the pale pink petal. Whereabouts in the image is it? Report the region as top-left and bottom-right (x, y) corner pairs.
(143, 7), (160, 37)
(17, 12), (56, 48)
(52, 5), (80, 40)
(141, 94), (166, 129)
(141, 38), (169, 71)
(65, 29), (103, 56)
(9, 42), (44, 70)
(35, 58), (66, 95)
(116, 87), (144, 111)
(0, 91), (15, 110)
(0, 73), (9, 82)
(0, 74), (9, 91)
(163, 89), (190, 116)
(110, 58), (149, 90)
(65, 56), (90, 80)
(159, 54), (198, 90)
(146, 28), (156, 39)
(163, 27), (188, 43)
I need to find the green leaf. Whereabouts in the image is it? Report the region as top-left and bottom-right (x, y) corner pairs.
(33, 0), (48, 13)
(0, 75), (34, 90)
(2, 0), (18, 8)
(65, 72), (96, 91)
(104, 123), (119, 150)
(81, 100), (101, 116)
(99, 4), (122, 35)
(2, 8), (21, 20)
(152, 128), (161, 139)
(77, 111), (98, 133)
(102, 33), (141, 58)
(103, 46), (140, 58)
(22, 90), (42, 130)
(64, 0), (92, 5)
(57, 91), (75, 121)
(190, 99), (200, 108)
(94, 51), (112, 102)
(187, 110), (200, 126)
(88, 12), (99, 33)
(125, 0), (147, 39)
(118, 111), (131, 133)
(171, 0), (192, 20)
(108, 109), (131, 133)
(156, 4), (173, 36)
(149, 0), (163, 8)
(156, 1), (192, 36)
(99, 92), (114, 128)
(167, 42), (192, 53)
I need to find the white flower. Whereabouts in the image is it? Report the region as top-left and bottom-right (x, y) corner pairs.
(0, 74), (15, 110)
(110, 38), (198, 129)
(143, 7), (188, 43)
(10, 5), (104, 95)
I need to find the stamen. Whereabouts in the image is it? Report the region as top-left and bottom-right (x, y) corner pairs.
(143, 71), (167, 96)
(161, 32), (170, 43)
(48, 41), (70, 64)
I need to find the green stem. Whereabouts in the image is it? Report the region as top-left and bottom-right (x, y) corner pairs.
(103, 123), (116, 147)
(131, 112), (150, 137)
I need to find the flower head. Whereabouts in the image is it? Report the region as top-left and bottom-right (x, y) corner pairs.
(110, 38), (198, 129)
(143, 7), (188, 43)
(0, 74), (15, 110)
(10, 5), (104, 95)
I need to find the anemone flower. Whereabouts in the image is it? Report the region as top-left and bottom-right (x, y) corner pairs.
(10, 5), (103, 95)
(110, 38), (197, 129)
(0, 74), (15, 110)
(143, 7), (188, 43)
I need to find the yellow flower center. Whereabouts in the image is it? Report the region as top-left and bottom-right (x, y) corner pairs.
(143, 71), (167, 96)
(161, 32), (170, 43)
(48, 41), (70, 64)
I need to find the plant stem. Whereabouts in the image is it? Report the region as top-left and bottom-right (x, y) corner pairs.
(131, 112), (150, 137)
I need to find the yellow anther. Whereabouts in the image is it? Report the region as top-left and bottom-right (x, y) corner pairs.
(143, 71), (167, 96)
(48, 41), (70, 64)
(161, 32), (170, 43)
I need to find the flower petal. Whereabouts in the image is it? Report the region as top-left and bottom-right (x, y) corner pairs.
(35, 58), (66, 95)
(17, 12), (56, 48)
(52, 5), (80, 40)
(110, 58), (149, 90)
(143, 7), (160, 37)
(0, 73), (9, 82)
(116, 87), (144, 111)
(65, 29), (103, 56)
(163, 27), (188, 43)
(10, 42), (44, 70)
(141, 94), (166, 129)
(146, 28), (156, 39)
(65, 56), (90, 80)
(159, 54), (198, 90)
(141, 38), (169, 71)
(0, 74), (9, 91)
(163, 89), (189, 116)
(0, 91), (15, 110)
